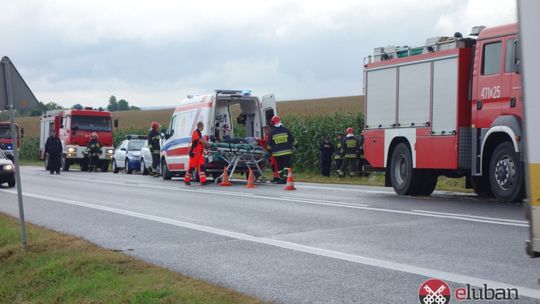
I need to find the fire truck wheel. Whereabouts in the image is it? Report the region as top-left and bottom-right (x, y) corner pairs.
(489, 142), (525, 203)
(470, 176), (493, 197)
(390, 142), (421, 195)
(101, 161), (109, 173)
(112, 159), (119, 173)
(161, 159), (172, 180)
(61, 156), (70, 171)
(7, 177), (16, 188)
(125, 159), (133, 174)
(415, 171), (438, 196)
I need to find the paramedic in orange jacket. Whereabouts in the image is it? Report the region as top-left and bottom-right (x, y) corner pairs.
(184, 122), (210, 186)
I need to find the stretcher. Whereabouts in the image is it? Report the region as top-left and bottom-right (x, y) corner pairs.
(209, 142), (268, 184)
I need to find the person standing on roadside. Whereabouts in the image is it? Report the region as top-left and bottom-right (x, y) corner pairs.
(184, 121), (210, 186)
(148, 121), (161, 176)
(267, 116), (295, 184)
(334, 132), (344, 175)
(319, 136), (334, 177)
(86, 132), (101, 172)
(338, 127), (360, 177)
(45, 130), (62, 174)
(262, 125), (280, 183)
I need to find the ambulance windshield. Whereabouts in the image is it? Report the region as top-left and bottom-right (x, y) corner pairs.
(72, 116), (112, 132)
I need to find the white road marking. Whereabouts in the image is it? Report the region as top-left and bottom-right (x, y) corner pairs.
(18, 173), (528, 227)
(412, 209), (529, 224)
(3, 189), (540, 300)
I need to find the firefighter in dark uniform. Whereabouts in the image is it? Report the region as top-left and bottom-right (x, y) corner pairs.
(338, 127), (360, 177)
(356, 131), (367, 176)
(86, 132), (101, 172)
(267, 115), (295, 184)
(45, 130), (62, 174)
(148, 121), (161, 176)
(319, 136), (334, 177)
(334, 132), (344, 174)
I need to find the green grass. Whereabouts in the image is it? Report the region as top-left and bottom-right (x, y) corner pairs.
(0, 213), (264, 304)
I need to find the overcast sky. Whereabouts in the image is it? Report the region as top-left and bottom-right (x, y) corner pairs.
(0, 0), (516, 108)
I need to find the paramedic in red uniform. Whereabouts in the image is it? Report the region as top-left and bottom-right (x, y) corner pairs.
(184, 121), (210, 186)
(267, 116), (295, 184)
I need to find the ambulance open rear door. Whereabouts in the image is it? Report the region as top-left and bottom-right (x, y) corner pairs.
(518, 0), (540, 257)
(261, 93), (277, 128)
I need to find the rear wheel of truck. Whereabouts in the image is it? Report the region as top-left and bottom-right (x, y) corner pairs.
(415, 170), (438, 196)
(389, 143), (421, 195)
(489, 142), (525, 203)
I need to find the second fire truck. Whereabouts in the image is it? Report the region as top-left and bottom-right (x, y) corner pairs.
(363, 23), (524, 202)
(40, 108), (115, 172)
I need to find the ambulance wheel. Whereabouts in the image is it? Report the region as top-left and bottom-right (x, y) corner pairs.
(112, 159), (119, 173)
(389, 143), (421, 195)
(8, 177), (16, 188)
(125, 159), (133, 174)
(140, 159), (149, 175)
(61, 156), (70, 171)
(489, 142), (525, 203)
(161, 160), (172, 180)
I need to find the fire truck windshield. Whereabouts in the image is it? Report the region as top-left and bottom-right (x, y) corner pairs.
(0, 127), (15, 139)
(71, 116), (112, 132)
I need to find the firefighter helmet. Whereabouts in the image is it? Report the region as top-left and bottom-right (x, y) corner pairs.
(346, 127), (354, 134)
(271, 115), (281, 126)
(151, 121), (159, 130)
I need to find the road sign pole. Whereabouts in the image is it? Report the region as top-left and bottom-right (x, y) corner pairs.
(2, 60), (28, 249)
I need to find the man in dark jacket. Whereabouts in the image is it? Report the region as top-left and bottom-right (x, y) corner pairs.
(86, 132), (101, 172)
(338, 127), (360, 177)
(45, 130), (62, 174)
(319, 137), (334, 177)
(148, 121), (161, 176)
(267, 115), (295, 184)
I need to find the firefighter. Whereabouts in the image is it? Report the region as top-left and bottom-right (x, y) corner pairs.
(319, 136), (334, 177)
(86, 132), (101, 172)
(148, 121), (161, 176)
(262, 125), (280, 183)
(356, 131), (367, 176)
(334, 132), (344, 174)
(45, 130), (62, 174)
(338, 127), (360, 177)
(267, 115), (295, 184)
(185, 121), (210, 186)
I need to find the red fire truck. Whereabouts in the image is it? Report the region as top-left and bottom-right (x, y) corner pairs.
(39, 108), (115, 172)
(0, 122), (22, 161)
(363, 23), (524, 202)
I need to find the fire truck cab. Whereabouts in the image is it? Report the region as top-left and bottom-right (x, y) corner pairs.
(363, 23), (524, 202)
(40, 108), (115, 172)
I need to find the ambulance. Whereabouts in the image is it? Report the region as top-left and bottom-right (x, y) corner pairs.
(160, 89), (277, 180)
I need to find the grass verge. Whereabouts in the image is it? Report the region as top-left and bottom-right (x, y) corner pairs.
(0, 213), (263, 304)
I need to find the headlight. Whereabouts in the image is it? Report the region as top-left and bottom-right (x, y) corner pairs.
(106, 149), (114, 154)
(67, 147), (77, 153)
(4, 164), (13, 171)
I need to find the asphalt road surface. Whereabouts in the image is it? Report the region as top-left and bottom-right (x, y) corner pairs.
(1, 166), (539, 303)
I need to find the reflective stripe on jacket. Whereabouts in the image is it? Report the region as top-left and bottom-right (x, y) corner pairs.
(268, 126), (294, 157)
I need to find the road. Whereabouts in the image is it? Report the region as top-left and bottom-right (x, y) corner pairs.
(1, 166), (539, 303)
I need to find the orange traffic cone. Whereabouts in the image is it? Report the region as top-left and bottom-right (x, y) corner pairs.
(220, 166), (232, 186)
(244, 168), (256, 188)
(284, 168), (296, 191)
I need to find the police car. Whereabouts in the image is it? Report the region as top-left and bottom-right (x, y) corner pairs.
(112, 135), (146, 174)
(139, 140), (153, 176)
(0, 150), (15, 187)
